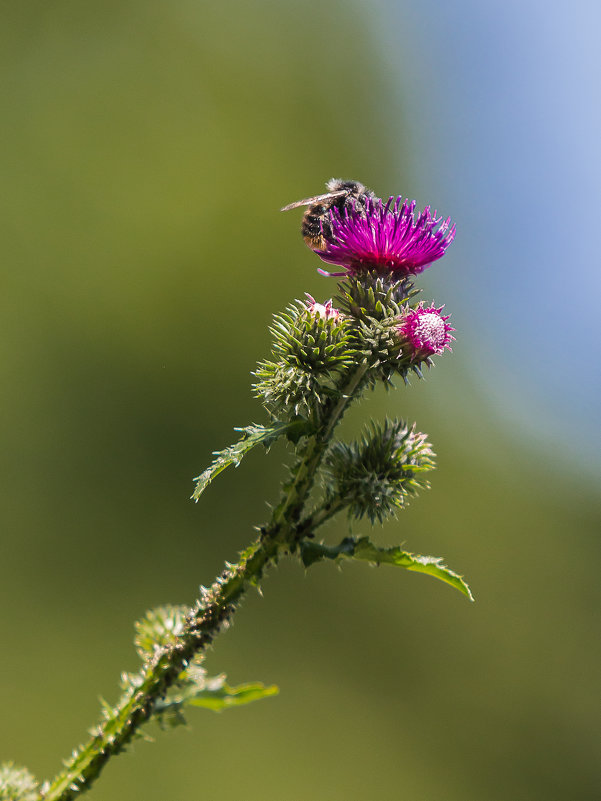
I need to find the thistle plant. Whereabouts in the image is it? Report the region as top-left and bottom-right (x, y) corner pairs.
(1, 179), (471, 801)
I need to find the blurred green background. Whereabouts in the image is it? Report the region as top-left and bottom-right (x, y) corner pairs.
(1, 2), (600, 800)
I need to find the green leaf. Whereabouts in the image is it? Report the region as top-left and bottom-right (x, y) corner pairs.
(300, 536), (473, 601)
(154, 667), (278, 725)
(183, 679), (279, 712)
(191, 420), (311, 501)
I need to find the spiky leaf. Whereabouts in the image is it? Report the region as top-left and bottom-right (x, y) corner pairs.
(192, 421), (310, 501)
(300, 536), (473, 600)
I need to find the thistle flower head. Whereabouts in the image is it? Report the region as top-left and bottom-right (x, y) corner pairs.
(396, 303), (454, 362)
(316, 196), (455, 277)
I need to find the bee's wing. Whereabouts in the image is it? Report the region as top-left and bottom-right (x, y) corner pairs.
(280, 190), (347, 212)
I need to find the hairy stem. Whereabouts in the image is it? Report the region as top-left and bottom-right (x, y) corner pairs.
(41, 363), (368, 801)
(267, 362), (368, 536)
(40, 537), (276, 801)
(295, 496), (347, 538)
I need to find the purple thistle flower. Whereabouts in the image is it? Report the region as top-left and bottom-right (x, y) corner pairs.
(316, 196), (455, 277)
(397, 303), (454, 361)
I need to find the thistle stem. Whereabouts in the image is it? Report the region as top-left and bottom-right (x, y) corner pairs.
(40, 363), (368, 801)
(40, 537), (276, 801)
(266, 361), (368, 536)
(295, 496), (347, 538)
(323, 359), (368, 440)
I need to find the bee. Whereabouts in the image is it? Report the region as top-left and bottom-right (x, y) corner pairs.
(281, 178), (374, 251)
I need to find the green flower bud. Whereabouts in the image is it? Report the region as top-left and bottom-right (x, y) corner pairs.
(254, 297), (360, 419)
(324, 419), (435, 524)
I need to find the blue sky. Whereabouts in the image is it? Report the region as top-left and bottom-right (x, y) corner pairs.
(374, 0), (601, 468)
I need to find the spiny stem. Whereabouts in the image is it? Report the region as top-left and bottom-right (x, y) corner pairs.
(40, 537), (277, 801)
(41, 364), (368, 801)
(323, 360), (368, 440)
(268, 362), (369, 534)
(295, 496), (347, 538)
